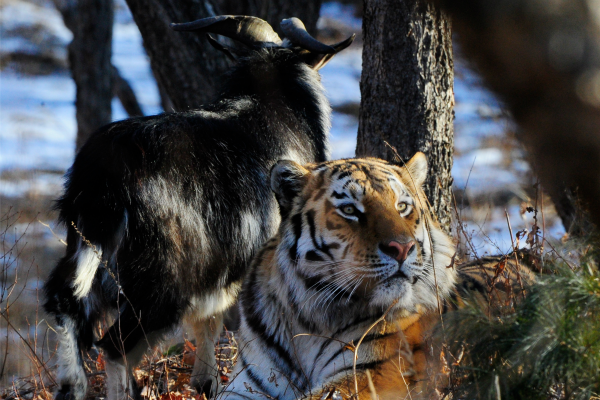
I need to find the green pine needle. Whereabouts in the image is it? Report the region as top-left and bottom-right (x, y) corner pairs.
(443, 249), (600, 400)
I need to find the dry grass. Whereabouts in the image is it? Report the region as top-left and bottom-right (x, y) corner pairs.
(0, 330), (238, 400)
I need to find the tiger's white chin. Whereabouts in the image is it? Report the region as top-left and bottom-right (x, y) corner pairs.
(369, 277), (441, 312)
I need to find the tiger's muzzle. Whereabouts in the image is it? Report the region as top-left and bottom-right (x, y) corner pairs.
(379, 240), (415, 263)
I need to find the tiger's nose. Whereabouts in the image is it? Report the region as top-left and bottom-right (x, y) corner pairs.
(379, 241), (415, 262)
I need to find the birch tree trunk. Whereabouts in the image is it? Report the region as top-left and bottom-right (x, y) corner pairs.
(356, 0), (454, 232)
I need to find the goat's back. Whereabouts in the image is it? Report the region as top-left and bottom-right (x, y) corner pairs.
(58, 100), (294, 294)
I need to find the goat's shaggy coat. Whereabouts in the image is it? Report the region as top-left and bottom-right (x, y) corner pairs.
(43, 16), (353, 400)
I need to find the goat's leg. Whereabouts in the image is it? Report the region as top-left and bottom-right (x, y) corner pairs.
(44, 255), (97, 400)
(103, 356), (140, 400)
(97, 292), (182, 400)
(188, 314), (224, 398)
(102, 335), (160, 400)
(53, 316), (88, 400)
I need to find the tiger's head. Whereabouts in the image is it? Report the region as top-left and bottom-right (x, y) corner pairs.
(270, 154), (456, 320)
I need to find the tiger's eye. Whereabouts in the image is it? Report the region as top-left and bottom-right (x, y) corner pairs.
(341, 204), (357, 215)
(398, 203), (408, 212)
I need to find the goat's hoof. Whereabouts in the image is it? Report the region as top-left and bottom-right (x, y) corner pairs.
(193, 378), (217, 399)
(55, 385), (74, 400)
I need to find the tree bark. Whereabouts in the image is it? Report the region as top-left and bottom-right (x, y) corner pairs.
(66, 0), (114, 151)
(124, 0), (230, 110)
(547, 186), (593, 236)
(356, 0), (454, 232)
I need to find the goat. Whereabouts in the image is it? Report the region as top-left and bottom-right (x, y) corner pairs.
(43, 15), (354, 400)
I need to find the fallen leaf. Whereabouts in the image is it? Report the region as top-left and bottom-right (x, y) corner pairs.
(96, 352), (105, 371)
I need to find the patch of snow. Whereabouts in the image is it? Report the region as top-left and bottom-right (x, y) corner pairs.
(453, 148), (523, 198)
(0, 1), (71, 62)
(319, 2), (362, 30)
(0, 1), (71, 41)
(0, 173), (63, 198)
(0, 72), (76, 171)
(329, 112), (358, 159)
(321, 48), (362, 107)
(458, 204), (564, 256)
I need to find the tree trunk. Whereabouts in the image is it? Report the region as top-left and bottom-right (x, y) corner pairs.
(356, 0), (454, 233)
(547, 186), (593, 237)
(53, 0), (143, 138)
(68, 0), (114, 151)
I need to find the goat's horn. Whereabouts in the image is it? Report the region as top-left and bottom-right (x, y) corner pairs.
(280, 17), (335, 54)
(170, 15), (282, 48)
(330, 34), (356, 53)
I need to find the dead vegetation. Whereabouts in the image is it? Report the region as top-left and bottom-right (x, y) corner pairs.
(0, 331), (238, 400)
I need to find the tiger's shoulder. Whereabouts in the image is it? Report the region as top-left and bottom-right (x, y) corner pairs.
(450, 250), (538, 312)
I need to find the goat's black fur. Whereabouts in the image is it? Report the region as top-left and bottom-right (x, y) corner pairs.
(44, 28), (350, 400)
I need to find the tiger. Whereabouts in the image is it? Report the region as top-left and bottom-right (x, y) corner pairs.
(449, 252), (537, 312)
(218, 153), (457, 400)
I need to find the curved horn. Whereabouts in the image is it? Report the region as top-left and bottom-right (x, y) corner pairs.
(280, 17), (335, 54)
(170, 15), (282, 48)
(331, 33), (356, 53)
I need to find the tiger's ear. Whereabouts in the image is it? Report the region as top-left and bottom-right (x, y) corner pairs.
(404, 152), (428, 188)
(271, 160), (311, 214)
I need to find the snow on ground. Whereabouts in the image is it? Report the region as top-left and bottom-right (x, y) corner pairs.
(0, 0), (72, 63)
(320, 2), (363, 30)
(0, 73), (76, 172)
(0, 1), (562, 252)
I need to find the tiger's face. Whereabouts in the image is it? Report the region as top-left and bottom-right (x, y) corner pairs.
(271, 154), (456, 316)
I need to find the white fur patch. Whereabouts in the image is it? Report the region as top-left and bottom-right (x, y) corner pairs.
(56, 318), (87, 400)
(240, 211), (264, 250)
(72, 246), (101, 299)
(188, 283), (242, 321)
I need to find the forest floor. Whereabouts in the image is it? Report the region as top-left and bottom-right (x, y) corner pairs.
(0, 0), (564, 394)
(0, 330), (239, 400)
